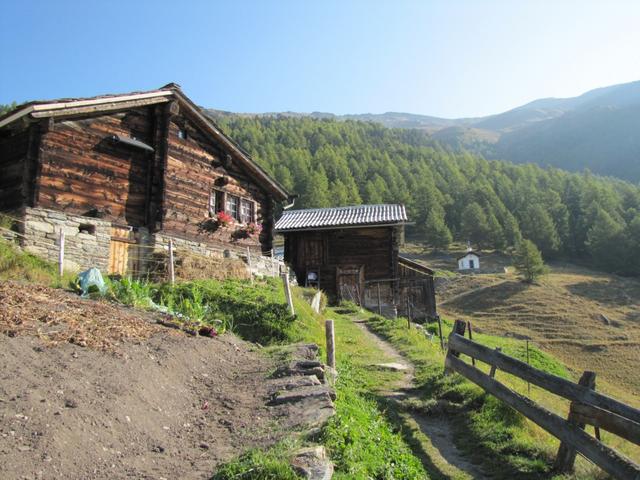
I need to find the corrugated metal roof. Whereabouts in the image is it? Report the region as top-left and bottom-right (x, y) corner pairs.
(275, 204), (407, 232)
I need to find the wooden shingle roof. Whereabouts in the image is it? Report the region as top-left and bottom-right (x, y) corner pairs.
(275, 204), (407, 232)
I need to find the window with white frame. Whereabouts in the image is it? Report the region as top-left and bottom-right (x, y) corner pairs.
(226, 195), (240, 221)
(240, 199), (255, 224)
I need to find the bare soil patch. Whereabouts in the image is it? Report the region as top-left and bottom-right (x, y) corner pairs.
(0, 281), (167, 351)
(0, 282), (312, 479)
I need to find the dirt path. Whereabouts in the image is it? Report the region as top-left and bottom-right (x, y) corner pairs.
(352, 318), (488, 480)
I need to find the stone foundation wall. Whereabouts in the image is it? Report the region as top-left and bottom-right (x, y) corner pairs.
(12, 207), (284, 279)
(20, 207), (111, 272)
(151, 232), (284, 279)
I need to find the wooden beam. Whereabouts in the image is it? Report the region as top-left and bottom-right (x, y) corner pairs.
(30, 96), (170, 119)
(446, 355), (640, 480)
(555, 371), (596, 472)
(448, 333), (640, 425)
(571, 403), (640, 446)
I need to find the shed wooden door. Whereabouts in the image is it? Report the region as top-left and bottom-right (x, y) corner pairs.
(108, 227), (139, 276)
(336, 265), (364, 305)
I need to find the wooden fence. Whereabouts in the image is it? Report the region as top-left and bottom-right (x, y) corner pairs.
(444, 320), (640, 480)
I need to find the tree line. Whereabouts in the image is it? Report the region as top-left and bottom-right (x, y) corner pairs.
(213, 115), (640, 276)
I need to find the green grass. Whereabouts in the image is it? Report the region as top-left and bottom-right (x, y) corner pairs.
(0, 237), (75, 287)
(211, 439), (302, 480)
(1, 237), (606, 478)
(292, 298), (428, 479)
(319, 362), (427, 479)
(213, 290), (429, 479)
(365, 314), (610, 479)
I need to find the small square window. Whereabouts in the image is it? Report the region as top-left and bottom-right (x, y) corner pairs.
(78, 224), (96, 235)
(177, 128), (187, 140)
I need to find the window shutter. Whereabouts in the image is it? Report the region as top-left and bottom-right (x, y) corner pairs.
(216, 190), (226, 213)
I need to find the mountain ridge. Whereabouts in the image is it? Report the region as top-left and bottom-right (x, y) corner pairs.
(205, 79), (640, 181)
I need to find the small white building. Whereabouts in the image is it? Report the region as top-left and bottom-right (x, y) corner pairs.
(458, 251), (480, 271)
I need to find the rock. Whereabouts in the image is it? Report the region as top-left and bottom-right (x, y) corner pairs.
(599, 313), (611, 325)
(26, 221), (54, 234)
(268, 386), (335, 406)
(64, 399), (78, 408)
(17, 446), (31, 452)
(291, 446), (333, 480)
(151, 445), (165, 453)
(271, 375), (321, 391)
(376, 362), (409, 372)
(199, 443), (209, 450)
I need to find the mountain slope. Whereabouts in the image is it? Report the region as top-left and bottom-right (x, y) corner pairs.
(207, 80), (640, 181)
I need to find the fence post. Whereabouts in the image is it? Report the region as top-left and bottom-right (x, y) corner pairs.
(526, 340), (531, 396)
(246, 247), (254, 285)
(437, 314), (444, 351)
(325, 319), (336, 370)
(467, 321), (476, 366)
(554, 371), (597, 473)
(281, 272), (295, 316)
(489, 347), (502, 378)
(168, 239), (175, 285)
(444, 319), (467, 374)
(58, 229), (65, 278)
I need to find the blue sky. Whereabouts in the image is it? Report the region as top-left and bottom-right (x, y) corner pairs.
(1, 0), (639, 118)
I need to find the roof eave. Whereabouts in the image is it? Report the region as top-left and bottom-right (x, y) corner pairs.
(275, 221), (406, 233)
(0, 85), (290, 202)
(170, 89), (290, 202)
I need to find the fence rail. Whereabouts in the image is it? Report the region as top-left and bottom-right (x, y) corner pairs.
(444, 319), (640, 480)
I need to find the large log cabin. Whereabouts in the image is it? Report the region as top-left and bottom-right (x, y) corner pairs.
(0, 84), (289, 276)
(275, 204), (437, 320)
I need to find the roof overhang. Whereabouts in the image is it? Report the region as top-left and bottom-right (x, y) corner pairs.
(276, 221), (406, 233)
(0, 85), (290, 202)
(0, 90), (172, 128)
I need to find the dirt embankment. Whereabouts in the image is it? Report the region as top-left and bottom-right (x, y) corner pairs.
(0, 282), (312, 480)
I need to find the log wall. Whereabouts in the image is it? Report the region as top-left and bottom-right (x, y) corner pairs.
(285, 226), (397, 299)
(36, 109), (153, 226)
(0, 128), (30, 211)
(161, 114), (273, 253)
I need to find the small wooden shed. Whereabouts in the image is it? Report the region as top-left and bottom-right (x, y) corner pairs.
(275, 204), (437, 320)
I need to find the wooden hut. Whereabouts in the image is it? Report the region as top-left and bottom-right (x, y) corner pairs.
(0, 83), (289, 276)
(275, 204), (437, 319)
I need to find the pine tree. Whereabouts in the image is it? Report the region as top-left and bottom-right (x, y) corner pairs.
(487, 212), (506, 250)
(519, 204), (560, 256)
(460, 202), (490, 247)
(513, 239), (547, 283)
(423, 210), (452, 250)
(586, 208), (626, 271)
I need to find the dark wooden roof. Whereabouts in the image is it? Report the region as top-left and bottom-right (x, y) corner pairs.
(275, 204), (407, 232)
(398, 256), (434, 275)
(0, 84), (290, 202)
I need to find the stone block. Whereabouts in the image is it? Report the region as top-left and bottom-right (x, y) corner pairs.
(25, 221), (54, 234)
(77, 233), (97, 242)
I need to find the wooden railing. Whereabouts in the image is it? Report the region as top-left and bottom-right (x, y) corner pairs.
(444, 320), (640, 480)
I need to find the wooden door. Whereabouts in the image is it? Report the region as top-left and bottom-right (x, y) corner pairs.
(108, 226), (139, 276)
(336, 265), (365, 305)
